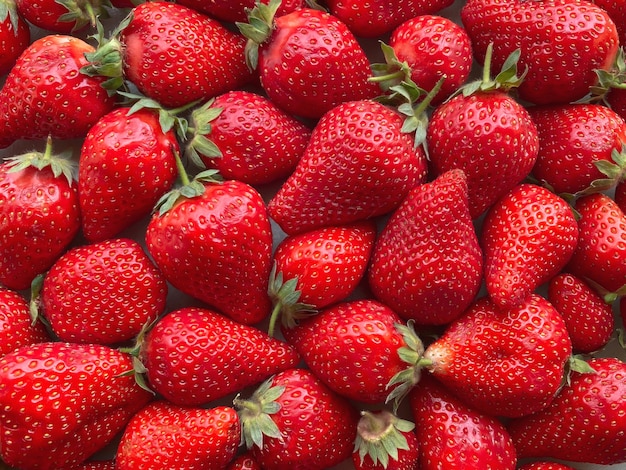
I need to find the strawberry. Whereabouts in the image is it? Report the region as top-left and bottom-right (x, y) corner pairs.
(235, 368), (360, 470)
(185, 90), (311, 186)
(0, 342), (152, 470)
(528, 103), (626, 195)
(426, 46), (539, 218)
(268, 99), (428, 235)
(145, 167), (274, 325)
(15, 0), (106, 33)
(0, 35), (116, 149)
(422, 294), (572, 418)
(36, 238), (168, 345)
(237, 1), (379, 119)
(78, 106), (179, 243)
(0, 139), (81, 291)
(481, 183), (579, 309)
(586, 47), (626, 122)
(0, 0), (30, 76)
(177, 0), (306, 23)
(507, 357), (626, 465)
(409, 374), (517, 470)
(548, 273), (615, 353)
(227, 453), (262, 470)
(517, 463), (576, 470)
(461, 0), (620, 105)
(0, 287), (49, 357)
(368, 169), (483, 326)
(588, 0), (626, 46)
(566, 193), (626, 293)
(139, 307), (300, 406)
(116, 401), (240, 470)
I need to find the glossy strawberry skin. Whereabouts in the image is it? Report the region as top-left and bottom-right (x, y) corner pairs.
(116, 401), (240, 470)
(589, 0), (626, 46)
(177, 0), (305, 23)
(146, 180), (273, 325)
(15, 0), (105, 33)
(517, 463), (576, 470)
(426, 91), (539, 218)
(461, 0), (619, 105)
(227, 453), (262, 470)
(424, 294), (572, 418)
(481, 184), (579, 309)
(268, 100), (428, 235)
(507, 357), (626, 465)
(78, 107), (179, 243)
(0, 287), (49, 357)
(0, 35), (116, 149)
(0, 0), (30, 76)
(40, 238), (168, 345)
(0, 162), (81, 291)
(140, 307), (300, 406)
(0, 342), (152, 470)
(121, 2), (254, 108)
(368, 169), (483, 326)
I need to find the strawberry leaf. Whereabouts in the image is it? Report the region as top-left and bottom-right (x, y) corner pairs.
(354, 410), (414, 468)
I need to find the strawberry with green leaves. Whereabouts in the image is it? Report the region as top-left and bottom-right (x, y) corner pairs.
(15, 0), (107, 33)
(116, 401), (240, 470)
(0, 0), (29, 76)
(0, 342), (152, 470)
(0, 287), (49, 357)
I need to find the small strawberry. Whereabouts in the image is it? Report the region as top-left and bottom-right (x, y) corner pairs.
(139, 307), (300, 406)
(0, 0), (30, 76)
(116, 401), (240, 470)
(0, 287), (49, 357)
(507, 357), (626, 465)
(409, 374), (517, 470)
(235, 368), (360, 470)
(0, 342), (152, 470)
(0, 138), (81, 291)
(177, 0), (306, 23)
(36, 238), (168, 345)
(237, 1), (379, 119)
(15, 0), (107, 33)
(368, 169), (483, 326)
(0, 35), (116, 149)
(268, 99), (428, 235)
(481, 183), (579, 309)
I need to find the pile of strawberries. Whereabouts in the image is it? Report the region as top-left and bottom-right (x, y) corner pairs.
(0, 0), (625, 469)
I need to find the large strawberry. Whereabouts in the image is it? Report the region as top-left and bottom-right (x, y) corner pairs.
(177, 0), (305, 23)
(268, 99), (428, 235)
(0, 139), (81, 291)
(507, 357), (626, 465)
(139, 307), (300, 406)
(461, 0), (619, 105)
(0, 35), (116, 148)
(368, 169), (483, 326)
(116, 401), (240, 470)
(0, 342), (152, 470)
(0, 287), (49, 357)
(238, 1), (379, 119)
(15, 0), (107, 33)
(78, 106), (179, 242)
(0, 0), (29, 76)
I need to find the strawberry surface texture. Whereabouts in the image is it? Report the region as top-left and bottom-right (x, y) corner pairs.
(1, 0), (626, 469)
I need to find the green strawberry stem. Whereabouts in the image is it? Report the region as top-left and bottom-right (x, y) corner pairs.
(184, 98), (225, 169)
(354, 410), (415, 468)
(5, 135), (76, 185)
(237, 0), (282, 70)
(57, 0), (105, 31)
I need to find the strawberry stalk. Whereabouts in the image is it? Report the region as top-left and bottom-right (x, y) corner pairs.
(461, 42), (526, 96)
(5, 135), (76, 185)
(354, 410), (415, 468)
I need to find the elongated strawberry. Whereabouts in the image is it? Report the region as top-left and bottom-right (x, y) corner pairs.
(139, 307), (300, 406)
(116, 401), (240, 470)
(481, 183), (579, 309)
(0, 0), (29, 76)
(15, 0), (107, 33)
(461, 0), (619, 105)
(0, 287), (49, 357)
(0, 342), (152, 470)
(368, 169), (483, 326)
(177, 0), (305, 23)
(0, 35), (116, 149)
(507, 357), (626, 465)
(268, 99), (428, 235)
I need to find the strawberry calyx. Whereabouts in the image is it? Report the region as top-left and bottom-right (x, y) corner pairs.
(573, 142), (626, 197)
(237, 0), (282, 70)
(28, 274), (54, 333)
(0, 0), (21, 35)
(184, 98), (225, 169)
(5, 135), (77, 185)
(354, 410), (415, 468)
(117, 317), (160, 395)
(57, 0), (110, 32)
(560, 354), (597, 390)
(580, 47), (626, 104)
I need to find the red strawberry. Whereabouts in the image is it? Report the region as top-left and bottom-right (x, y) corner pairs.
(409, 374), (517, 470)
(528, 103), (626, 195)
(37, 238), (168, 345)
(461, 0), (620, 105)
(15, 0), (106, 33)
(353, 410), (419, 470)
(0, 342), (152, 470)
(589, 0), (626, 46)
(0, 287), (49, 357)
(566, 192), (626, 293)
(368, 169), (483, 326)
(139, 307), (300, 406)
(507, 357), (626, 465)
(116, 401), (240, 470)
(238, 2), (379, 119)
(185, 90), (311, 186)
(177, 0), (305, 23)
(268, 99), (428, 235)
(481, 183), (579, 309)
(0, 139), (81, 291)
(423, 294), (572, 418)
(227, 453), (262, 470)
(0, 0), (30, 76)
(78, 106), (179, 243)
(517, 463), (576, 470)
(235, 368), (360, 470)
(0, 35), (116, 149)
